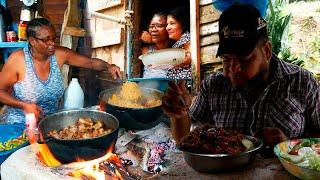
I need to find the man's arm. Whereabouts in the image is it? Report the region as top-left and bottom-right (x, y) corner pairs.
(163, 78), (212, 142)
(170, 116), (192, 143)
(162, 81), (192, 142)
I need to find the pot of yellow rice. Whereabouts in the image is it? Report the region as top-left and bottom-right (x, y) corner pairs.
(99, 82), (164, 130)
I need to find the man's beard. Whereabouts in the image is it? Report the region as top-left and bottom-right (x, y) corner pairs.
(242, 66), (269, 91)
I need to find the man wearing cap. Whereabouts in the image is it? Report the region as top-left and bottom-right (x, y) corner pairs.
(162, 3), (320, 152)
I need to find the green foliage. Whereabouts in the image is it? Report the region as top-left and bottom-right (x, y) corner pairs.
(311, 36), (320, 54)
(265, 0), (309, 68)
(266, 0), (292, 55)
(278, 47), (305, 67)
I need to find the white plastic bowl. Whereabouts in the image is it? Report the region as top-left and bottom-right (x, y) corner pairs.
(139, 48), (185, 66)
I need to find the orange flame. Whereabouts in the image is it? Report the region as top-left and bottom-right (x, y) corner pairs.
(26, 117), (61, 167)
(27, 116), (123, 179)
(68, 152), (124, 180)
(36, 143), (62, 167)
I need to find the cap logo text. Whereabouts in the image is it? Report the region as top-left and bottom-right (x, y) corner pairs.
(222, 26), (245, 39)
(257, 17), (267, 30)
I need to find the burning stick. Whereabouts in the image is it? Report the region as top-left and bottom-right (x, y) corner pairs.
(64, 152), (131, 180)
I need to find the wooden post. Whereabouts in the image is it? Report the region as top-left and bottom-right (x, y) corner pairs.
(60, 0), (86, 88)
(190, 0), (201, 93)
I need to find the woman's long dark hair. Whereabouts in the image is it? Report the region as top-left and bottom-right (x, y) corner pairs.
(26, 18), (54, 39)
(168, 7), (190, 33)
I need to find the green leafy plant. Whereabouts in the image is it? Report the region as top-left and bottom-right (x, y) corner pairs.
(311, 36), (320, 54)
(266, 0), (292, 55)
(278, 47), (305, 66)
(265, 0), (308, 67)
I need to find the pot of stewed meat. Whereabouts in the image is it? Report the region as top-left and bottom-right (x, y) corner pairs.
(37, 109), (119, 163)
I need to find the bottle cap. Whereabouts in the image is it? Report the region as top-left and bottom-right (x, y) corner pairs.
(25, 113), (36, 129)
(25, 113), (36, 121)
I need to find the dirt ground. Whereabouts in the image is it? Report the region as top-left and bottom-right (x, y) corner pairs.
(285, 1), (320, 75)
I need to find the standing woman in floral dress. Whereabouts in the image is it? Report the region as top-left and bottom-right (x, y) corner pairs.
(166, 7), (192, 87)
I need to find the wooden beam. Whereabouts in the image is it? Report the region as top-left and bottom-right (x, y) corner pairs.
(63, 27), (86, 37)
(60, 0), (82, 87)
(190, 0), (201, 92)
(200, 44), (221, 65)
(64, 0), (81, 28)
(200, 4), (221, 24)
(88, 0), (123, 12)
(200, 21), (219, 36)
(199, 0), (213, 6)
(200, 33), (219, 46)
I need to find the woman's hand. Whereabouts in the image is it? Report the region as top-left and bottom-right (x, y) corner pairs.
(173, 51), (191, 69)
(162, 80), (192, 119)
(22, 103), (43, 121)
(107, 64), (121, 80)
(140, 31), (152, 43)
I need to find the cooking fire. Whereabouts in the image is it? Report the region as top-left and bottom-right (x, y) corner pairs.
(67, 153), (131, 180)
(25, 118), (132, 180)
(36, 142), (132, 180)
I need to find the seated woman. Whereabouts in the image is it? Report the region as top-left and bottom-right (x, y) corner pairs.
(0, 18), (121, 125)
(166, 7), (192, 84)
(140, 12), (172, 78)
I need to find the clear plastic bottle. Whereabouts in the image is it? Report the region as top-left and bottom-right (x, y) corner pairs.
(25, 113), (36, 131)
(25, 113), (37, 143)
(63, 78), (84, 109)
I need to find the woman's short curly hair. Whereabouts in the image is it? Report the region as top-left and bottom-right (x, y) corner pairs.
(26, 18), (55, 39)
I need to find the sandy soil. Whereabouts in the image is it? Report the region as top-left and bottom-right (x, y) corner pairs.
(285, 1), (320, 75)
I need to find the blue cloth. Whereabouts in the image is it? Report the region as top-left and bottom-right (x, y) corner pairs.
(5, 46), (64, 124)
(212, 0), (268, 17)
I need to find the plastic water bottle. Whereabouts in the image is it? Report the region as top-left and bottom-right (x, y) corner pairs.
(25, 113), (37, 143)
(63, 78), (84, 109)
(25, 113), (36, 131)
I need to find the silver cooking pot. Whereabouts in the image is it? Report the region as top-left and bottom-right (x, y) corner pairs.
(180, 136), (263, 172)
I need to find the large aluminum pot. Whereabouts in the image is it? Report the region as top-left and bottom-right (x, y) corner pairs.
(99, 87), (164, 130)
(38, 109), (119, 163)
(181, 136), (263, 172)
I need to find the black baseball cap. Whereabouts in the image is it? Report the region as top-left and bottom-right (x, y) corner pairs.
(216, 3), (268, 57)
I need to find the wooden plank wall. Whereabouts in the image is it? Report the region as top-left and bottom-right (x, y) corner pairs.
(6, 0), (22, 22)
(43, 0), (68, 40)
(85, 2), (126, 81)
(199, 0), (223, 79)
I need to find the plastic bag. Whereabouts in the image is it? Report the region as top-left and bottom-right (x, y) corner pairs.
(212, 0), (268, 17)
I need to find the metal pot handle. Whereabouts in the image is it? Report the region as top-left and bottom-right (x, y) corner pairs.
(37, 134), (54, 144)
(114, 108), (127, 113)
(107, 104), (128, 113)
